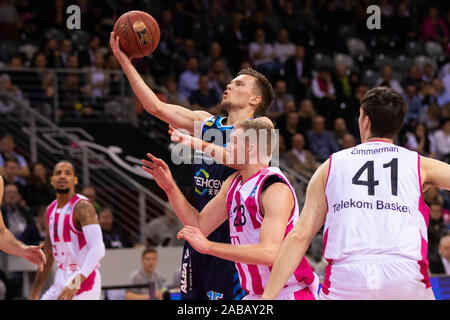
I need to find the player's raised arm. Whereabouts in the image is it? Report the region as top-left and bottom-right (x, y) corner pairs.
(261, 160), (329, 300)
(110, 32), (211, 134)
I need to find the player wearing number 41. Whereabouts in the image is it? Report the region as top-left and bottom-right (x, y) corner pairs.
(142, 119), (319, 300)
(29, 161), (105, 300)
(262, 87), (450, 300)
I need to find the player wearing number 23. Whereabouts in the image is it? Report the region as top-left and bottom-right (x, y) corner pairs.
(262, 87), (450, 300)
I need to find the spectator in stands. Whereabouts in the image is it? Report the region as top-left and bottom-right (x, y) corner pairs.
(422, 63), (436, 84)
(402, 65), (423, 90)
(59, 73), (87, 121)
(0, 133), (29, 178)
(23, 162), (54, 216)
(43, 38), (60, 68)
(81, 185), (101, 213)
(199, 41), (228, 75)
(274, 28), (295, 65)
(404, 122), (436, 158)
(175, 38), (199, 74)
(248, 11), (275, 44)
(248, 28), (278, 82)
(20, 206), (46, 246)
(428, 202), (448, 258)
(58, 38), (73, 68)
(207, 59), (233, 97)
(333, 64), (352, 104)
(297, 98), (316, 135)
(86, 52), (108, 106)
(98, 207), (133, 249)
(419, 102), (441, 132)
(78, 35), (101, 68)
(424, 186), (444, 208)
(178, 56), (200, 102)
(429, 234), (450, 275)
(433, 118), (450, 162)
(311, 67), (337, 122)
(332, 117), (349, 148)
(421, 7), (449, 49)
(284, 45), (312, 102)
(224, 12), (249, 73)
(144, 206), (184, 247)
(376, 65), (404, 95)
(286, 133), (318, 179)
(278, 111), (300, 151)
(0, 73), (25, 115)
(125, 247), (165, 300)
(341, 133), (356, 150)
(1, 184), (33, 238)
(2, 159), (26, 197)
(0, 0), (21, 39)
(432, 78), (450, 107)
(27, 72), (54, 118)
(403, 84), (424, 124)
(267, 79), (294, 121)
(160, 77), (190, 108)
(306, 115), (339, 162)
(189, 74), (220, 113)
(262, 0), (281, 39)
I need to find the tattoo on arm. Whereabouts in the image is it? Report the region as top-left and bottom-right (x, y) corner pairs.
(74, 200), (98, 230)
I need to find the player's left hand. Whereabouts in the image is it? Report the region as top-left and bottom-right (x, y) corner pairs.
(177, 226), (210, 254)
(57, 274), (86, 300)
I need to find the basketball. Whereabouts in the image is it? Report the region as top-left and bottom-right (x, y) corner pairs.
(113, 10), (160, 58)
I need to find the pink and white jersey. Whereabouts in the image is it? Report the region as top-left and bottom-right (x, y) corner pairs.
(323, 141), (430, 290)
(46, 194), (99, 291)
(226, 167), (316, 297)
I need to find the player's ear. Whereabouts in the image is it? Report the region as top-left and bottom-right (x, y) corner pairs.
(250, 94), (262, 107)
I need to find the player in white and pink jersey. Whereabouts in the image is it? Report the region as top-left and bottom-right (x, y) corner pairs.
(142, 118), (318, 300)
(29, 161), (105, 300)
(262, 87), (450, 300)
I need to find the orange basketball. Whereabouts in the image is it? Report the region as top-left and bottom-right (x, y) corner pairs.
(113, 10), (160, 58)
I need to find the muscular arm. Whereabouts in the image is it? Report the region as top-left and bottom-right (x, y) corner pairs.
(262, 160), (329, 299)
(420, 156), (450, 192)
(178, 181), (294, 266)
(110, 32), (211, 134)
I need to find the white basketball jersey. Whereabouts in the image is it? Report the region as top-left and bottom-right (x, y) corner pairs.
(47, 194), (100, 277)
(323, 141), (430, 286)
(226, 167), (316, 296)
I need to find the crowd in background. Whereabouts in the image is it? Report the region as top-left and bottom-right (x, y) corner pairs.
(0, 0), (450, 298)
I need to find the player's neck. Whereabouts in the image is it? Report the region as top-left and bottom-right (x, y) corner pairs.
(239, 163), (267, 183)
(365, 137), (393, 144)
(226, 108), (255, 126)
(56, 191), (76, 208)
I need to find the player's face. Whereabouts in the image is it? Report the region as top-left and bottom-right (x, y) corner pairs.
(51, 162), (78, 192)
(222, 75), (259, 111)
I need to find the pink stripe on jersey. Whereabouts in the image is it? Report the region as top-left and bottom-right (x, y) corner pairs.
(53, 212), (60, 242)
(76, 270), (96, 295)
(247, 264), (264, 295)
(417, 154), (430, 226)
(63, 215), (71, 242)
(418, 232), (431, 288)
(235, 262), (247, 293)
(227, 175), (241, 214)
(294, 287), (316, 300)
(46, 201), (57, 226)
(321, 229), (332, 295)
(77, 232), (87, 250)
(244, 195), (261, 229)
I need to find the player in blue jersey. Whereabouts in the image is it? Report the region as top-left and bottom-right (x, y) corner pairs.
(111, 32), (274, 300)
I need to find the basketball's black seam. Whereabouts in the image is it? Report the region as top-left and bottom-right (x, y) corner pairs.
(126, 13), (145, 58)
(136, 11), (156, 53)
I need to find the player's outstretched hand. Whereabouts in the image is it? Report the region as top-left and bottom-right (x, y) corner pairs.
(177, 226), (210, 255)
(109, 31), (131, 65)
(23, 243), (46, 272)
(168, 125), (202, 150)
(141, 153), (175, 192)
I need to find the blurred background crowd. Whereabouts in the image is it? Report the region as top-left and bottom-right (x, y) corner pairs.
(0, 0), (449, 298)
